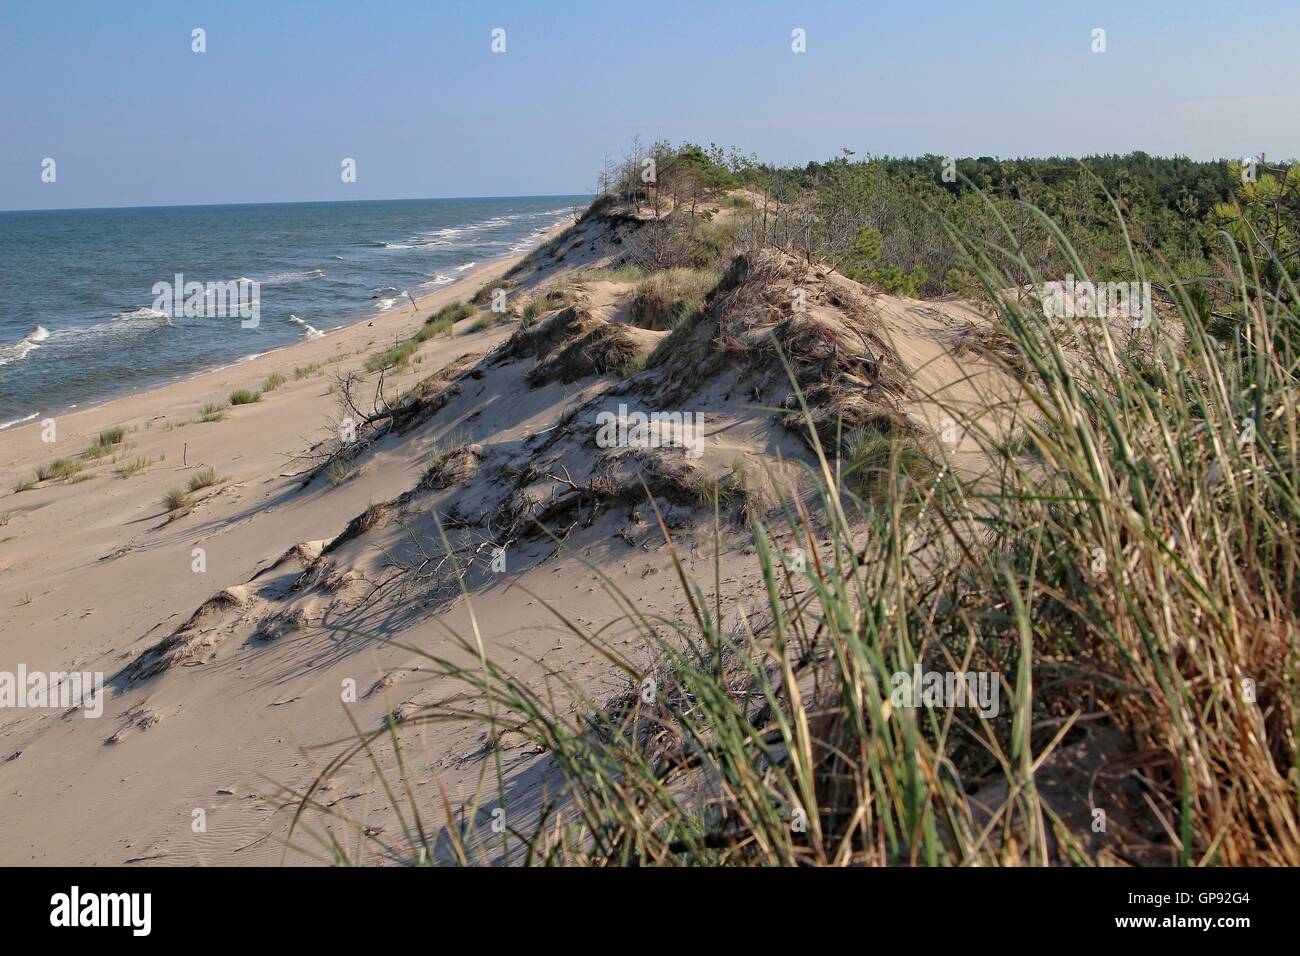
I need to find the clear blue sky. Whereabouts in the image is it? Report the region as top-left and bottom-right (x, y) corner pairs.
(2, 0), (1297, 210)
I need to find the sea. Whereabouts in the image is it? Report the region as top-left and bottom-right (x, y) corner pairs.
(0, 196), (587, 427)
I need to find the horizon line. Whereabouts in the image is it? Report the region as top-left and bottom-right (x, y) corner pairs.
(0, 192), (597, 215)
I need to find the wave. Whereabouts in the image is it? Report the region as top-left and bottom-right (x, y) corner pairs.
(0, 326), (53, 366)
(287, 314), (325, 339)
(259, 268), (325, 286)
(454, 262), (477, 273)
(0, 411), (39, 431)
(113, 307), (172, 323)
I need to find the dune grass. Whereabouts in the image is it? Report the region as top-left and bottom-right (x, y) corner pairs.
(289, 194), (1300, 869)
(35, 458), (83, 483)
(585, 265), (645, 283)
(229, 389), (261, 406)
(366, 339), (420, 373)
(629, 266), (721, 330)
(430, 300), (476, 326)
(113, 456), (149, 478)
(294, 363), (322, 380)
(187, 467), (218, 492)
(198, 402), (228, 422)
(367, 302), (477, 373)
(262, 372), (287, 392)
(418, 301), (475, 341)
(84, 424), (134, 458)
(162, 487), (192, 513)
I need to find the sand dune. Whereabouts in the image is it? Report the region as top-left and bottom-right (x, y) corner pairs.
(0, 202), (1026, 865)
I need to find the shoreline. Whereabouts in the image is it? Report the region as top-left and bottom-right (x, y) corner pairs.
(0, 218), (570, 435)
(0, 211), (578, 865)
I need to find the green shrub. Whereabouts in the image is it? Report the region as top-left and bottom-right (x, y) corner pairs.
(860, 264), (928, 297)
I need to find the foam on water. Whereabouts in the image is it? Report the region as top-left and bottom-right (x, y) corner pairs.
(287, 314), (325, 339)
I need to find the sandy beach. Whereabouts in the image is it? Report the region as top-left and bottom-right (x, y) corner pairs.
(0, 228), (583, 864)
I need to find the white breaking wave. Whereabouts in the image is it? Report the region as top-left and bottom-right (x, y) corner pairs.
(113, 307), (172, 323)
(508, 216), (569, 253)
(287, 314), (324, 339)
(0, 326), (51, 366)
(0, 411), (40, 430)
(259, 268), (325, 286)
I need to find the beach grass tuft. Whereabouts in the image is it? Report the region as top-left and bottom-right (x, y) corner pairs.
(113, 456), (149, 478)
(162, 487), (192, 513)
(97, 426), (127, 446)
(35, 458), (84, 483)
(187, 467), (218, 492)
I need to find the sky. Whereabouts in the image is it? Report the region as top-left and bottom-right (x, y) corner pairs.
(2, 0), (1298, 210)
